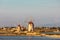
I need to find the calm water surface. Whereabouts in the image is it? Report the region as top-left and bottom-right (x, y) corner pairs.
(0, 36), (60, 40)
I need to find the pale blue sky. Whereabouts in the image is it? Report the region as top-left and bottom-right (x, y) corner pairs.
(0, 0), (60, 27)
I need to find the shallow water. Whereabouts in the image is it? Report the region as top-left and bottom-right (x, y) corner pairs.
(0, 36), (60, 40)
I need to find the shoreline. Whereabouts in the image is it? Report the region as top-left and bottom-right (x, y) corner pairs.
(0, 33), (60, 38)
(45, 35), (60, 38)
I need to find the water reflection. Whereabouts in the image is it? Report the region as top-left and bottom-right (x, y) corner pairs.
(0, 36), (60, 40)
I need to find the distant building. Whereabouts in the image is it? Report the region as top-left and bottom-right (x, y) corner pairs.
(28, 21), (34, 32)
(16, 24), (21, 33)
(21, 26), (26, 31)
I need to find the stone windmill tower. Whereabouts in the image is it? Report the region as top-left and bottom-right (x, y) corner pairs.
(28, 21), (34, 32)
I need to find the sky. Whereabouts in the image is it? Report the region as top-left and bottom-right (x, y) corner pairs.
(0, 0), (60, 27)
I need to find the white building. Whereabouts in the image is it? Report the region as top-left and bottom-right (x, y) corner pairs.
(28, 21), (34, 32)
(16, 25), (21, 33)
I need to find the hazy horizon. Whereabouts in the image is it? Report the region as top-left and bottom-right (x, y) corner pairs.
(0, 0), (60, 27)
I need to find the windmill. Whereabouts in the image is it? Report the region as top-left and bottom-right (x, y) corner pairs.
(24, 16), (34, 32)
(23, 16), (34, 27)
